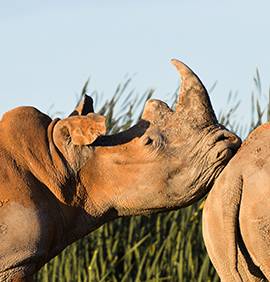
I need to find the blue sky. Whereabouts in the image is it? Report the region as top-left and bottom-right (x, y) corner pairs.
(1, 0), (270, 122)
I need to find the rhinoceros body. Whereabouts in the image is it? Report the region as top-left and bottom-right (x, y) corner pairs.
(203, 123), (270, 281)
(0, 60), (241, 281)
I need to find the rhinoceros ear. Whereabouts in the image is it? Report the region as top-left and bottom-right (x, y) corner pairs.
(69, 94), (94, 116)
(54, 113), (106, 146)
(53, 113), (106, 170)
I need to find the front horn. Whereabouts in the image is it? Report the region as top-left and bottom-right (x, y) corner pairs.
(171, 59), (217, 124)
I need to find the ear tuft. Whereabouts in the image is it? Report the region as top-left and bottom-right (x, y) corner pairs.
(69, 94), (94, 116)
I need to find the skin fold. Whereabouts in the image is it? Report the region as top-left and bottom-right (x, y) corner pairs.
(203, 124), (270, 281)
(0, 60), (241, 281)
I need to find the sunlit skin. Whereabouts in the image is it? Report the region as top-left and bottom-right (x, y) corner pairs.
(0, 60), (241, 281)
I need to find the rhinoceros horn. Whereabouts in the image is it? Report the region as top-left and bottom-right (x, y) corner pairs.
(171, 59), (217, 127)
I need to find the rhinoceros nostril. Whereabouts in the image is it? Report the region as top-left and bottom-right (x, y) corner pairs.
(215, 132), (239, 144)
(216, 133), (227, 142)
(212, 133), (230, 145)
(210, 131), (241, 153)
(223, 133), (241, 148)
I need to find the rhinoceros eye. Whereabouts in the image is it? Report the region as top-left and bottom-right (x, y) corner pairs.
(142, 133), (166, 152)
(144, 137), (153, 146)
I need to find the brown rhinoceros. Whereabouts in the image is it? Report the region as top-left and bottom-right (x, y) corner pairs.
(0, 60), (241, 281)
(203, 123), (270, 281)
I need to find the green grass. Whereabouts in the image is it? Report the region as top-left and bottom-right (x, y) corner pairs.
(35, 204), (217, 282)
(35, 73), (269, 282)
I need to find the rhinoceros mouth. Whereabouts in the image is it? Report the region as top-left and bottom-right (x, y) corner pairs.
(216, 147), (235, 163)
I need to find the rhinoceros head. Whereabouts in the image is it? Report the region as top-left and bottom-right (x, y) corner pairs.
(53, 60), (241, 216)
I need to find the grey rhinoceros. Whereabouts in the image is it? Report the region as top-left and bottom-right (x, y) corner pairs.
(0, 59), (241, 281)
(203, 123), (270, 281)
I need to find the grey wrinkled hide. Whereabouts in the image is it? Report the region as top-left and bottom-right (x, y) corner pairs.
(203, 124), (270, 281)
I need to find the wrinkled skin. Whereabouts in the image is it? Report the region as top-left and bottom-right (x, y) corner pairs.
(203, 124), (270, 281)
(0, 60), (241, 281)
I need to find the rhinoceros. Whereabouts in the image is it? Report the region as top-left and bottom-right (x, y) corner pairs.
(203, 123), (270, 281)
(0, 60), (241, 281)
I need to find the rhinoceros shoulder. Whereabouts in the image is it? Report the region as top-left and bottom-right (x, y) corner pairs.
(0, 107), (67, 193)
(0, 106), (53, 162)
